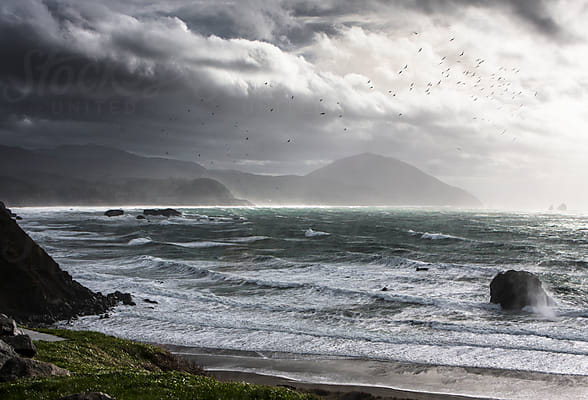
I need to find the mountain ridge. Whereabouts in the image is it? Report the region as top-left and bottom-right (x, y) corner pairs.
(0, 145), (481, 207)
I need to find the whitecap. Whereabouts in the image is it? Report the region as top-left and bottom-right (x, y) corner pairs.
(167, 241), (237, 248)
(420, 232), (467, 241)
(305, 228), (330, 238)
(128, 237), (152, 246)
(228, 236), (270, 243)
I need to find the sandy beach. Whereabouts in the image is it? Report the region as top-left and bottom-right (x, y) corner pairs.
(166, 345), (588, 400)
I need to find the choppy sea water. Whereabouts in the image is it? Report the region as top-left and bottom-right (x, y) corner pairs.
(14, 207), (588, 375)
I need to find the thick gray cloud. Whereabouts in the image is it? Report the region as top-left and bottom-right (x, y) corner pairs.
(1, 0), (587, 209)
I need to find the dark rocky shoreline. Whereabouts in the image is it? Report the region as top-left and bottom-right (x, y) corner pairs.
(0, 202), (134, 326)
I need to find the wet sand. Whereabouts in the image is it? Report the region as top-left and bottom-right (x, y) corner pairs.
(165, 345), (588, 400)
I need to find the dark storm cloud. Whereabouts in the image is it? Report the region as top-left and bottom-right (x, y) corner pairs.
(290, 0), (563, 38)
(406, 0), (562, 37)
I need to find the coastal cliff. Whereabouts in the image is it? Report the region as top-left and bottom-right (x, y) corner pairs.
(0, 202), (133, 325)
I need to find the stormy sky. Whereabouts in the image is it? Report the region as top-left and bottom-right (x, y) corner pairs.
(1, 0), (588, 209)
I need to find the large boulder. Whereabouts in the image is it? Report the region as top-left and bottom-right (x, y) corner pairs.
(143, 208), (182, 217)
(104, 209), (124, 217)
(0, 357), (69, 382)
(105, 291), (136, 306)
(0, 339), (18, 368)
(490, 270), (555, 310)
(0, 335), (36, 358)
(0, 203), (134, 324)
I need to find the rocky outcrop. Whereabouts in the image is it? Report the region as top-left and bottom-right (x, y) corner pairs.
(0, 207), (134, 325)
(0, 315), (69, 382)
(104, 209), (124, 217)
(143, 208), (182, 217)
(0, 356), (69, 382)
(0, 201), (17, 220)
(490, 270), (555, 310)
(0, 334), (36, 358)
(0, 338), (18, 366)
(105, 291), (136, 306)
(0, 314), (18, 336)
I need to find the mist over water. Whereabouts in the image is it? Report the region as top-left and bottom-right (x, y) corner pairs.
(16, 207), (588, 375)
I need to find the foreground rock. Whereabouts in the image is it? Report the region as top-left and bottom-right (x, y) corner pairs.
(0, 334), (36, 357)
(143, 208), (182, 217)
(0, 356), (69, 382)
(104, 209), (124, 217)
(490, 270), (555, 310)
(0, 314), (18, 336)
(0, 205), (134, 324)
(0, 314), (70, 381)
(0, 339), (18, 367)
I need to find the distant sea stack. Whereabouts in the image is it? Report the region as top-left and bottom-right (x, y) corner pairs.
(0, 202), (134, 324)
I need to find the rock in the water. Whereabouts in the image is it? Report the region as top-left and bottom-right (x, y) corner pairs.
(59, 393), (115, 400)
(136, 215), (146, 220)
(106, 291), (136, 306)
(143, 208), (182, 217)
(104, 209), (124, 217)
(0, 335), (36, 358)
(143, 298), (158, 304)
(0, 203), (135, 324)
(0, 357), (69, 382)
(0, 314), (18, 336)
(490, 270), (555, 310)
(557, 203), (567, 211)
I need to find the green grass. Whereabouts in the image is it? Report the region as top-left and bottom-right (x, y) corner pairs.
(0, 329), (314, 400)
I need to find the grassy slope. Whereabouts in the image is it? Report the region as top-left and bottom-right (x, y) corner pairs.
(0, 329), (314, 400)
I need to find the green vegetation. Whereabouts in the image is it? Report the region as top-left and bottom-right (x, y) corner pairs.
(0, 329), (314, 400)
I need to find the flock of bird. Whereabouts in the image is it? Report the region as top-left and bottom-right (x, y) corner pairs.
(154, 31), (540, 164)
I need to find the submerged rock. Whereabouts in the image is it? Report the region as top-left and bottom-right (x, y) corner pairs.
(104, 209), (124, 217)
(136, 215), (146, 220)
(143, 208), (182, 217)
(490, 270), (555, 310)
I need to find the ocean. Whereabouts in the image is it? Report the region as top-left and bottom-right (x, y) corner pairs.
(15, 207), (588, 376)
